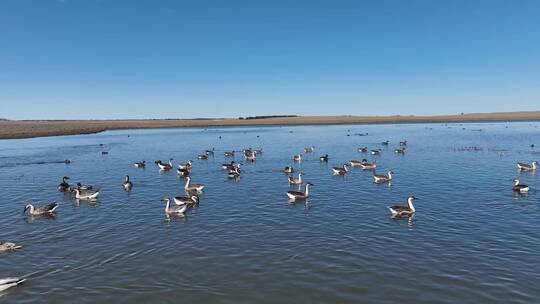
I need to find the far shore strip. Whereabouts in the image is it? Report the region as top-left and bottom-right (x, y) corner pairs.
(1, 111), (540, 140)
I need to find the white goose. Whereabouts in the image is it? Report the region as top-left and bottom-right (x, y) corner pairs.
(162, 197), (187, 215)
(389, 195), (417, 217)
(304, 146), (315, 153)
(513, 179), (530, 193)
(23, 202), (58, 216)
(517, 161), (538, 171)
(288, 173), (304, 185)
(73, 188), (100, 200)
(287, 182), (313, 201)
(185, 177), (205, 192)
(332, 164), (349, 175)
(245, 151), (256, 162)
(0, 242), (22, 252)
(123, 175), (133, 191)
(0, 277), (25, 292)
(373, 170), (393, 183)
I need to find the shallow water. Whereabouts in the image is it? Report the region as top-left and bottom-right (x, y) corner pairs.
(1, 122), (539, 303)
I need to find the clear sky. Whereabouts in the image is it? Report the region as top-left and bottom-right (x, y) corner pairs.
(1, 0), (539, 120)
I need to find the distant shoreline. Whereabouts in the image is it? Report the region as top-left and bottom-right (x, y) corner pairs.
(1, 111), (540, 140)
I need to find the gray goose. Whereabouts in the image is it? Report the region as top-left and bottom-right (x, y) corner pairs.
(287, 182), (313, 201)
(23, 202), (58, 216)
(517, 161), (538, 171)
(389, 196), (417, 217)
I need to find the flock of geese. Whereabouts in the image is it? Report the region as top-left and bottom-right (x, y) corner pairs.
(2, 139), (538, 292)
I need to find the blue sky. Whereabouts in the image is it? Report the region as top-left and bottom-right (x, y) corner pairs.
(1, 0), (539, 119)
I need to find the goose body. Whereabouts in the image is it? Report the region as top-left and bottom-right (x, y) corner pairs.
(228, 167), (241, 179)
(0, 277), (25, 292)
(358, 147), (368, 153)
(178, 161), (192, 171)
(319, 155), (329, 162)
(381, 140), (390, 145)
(394, 148), (406, 154)
(123, 175), (133, 191)
(177, 168), (190, 177)
(198, 154), (208, 160)
(332, 164), (349, 175)
(284, 166), (294, 174)
(304, 146), (315, 153)
(224, 151), (235, 157)
(517, 161), (538, 171)
(349, 160), (364, 167)
(222, 161), (239, 170)
(24, 202), (58, 216)
(288, 173), (304, 185)
(205, 148), (215, 155)
(134, 161), (146, 168)
(174, 195), (199, 206)
(513, 179), (530, 193)
(245, 151), (256, 161)
(360, 159), (377, 170)
(185, 177), (205, 192)
(157, 159), (173, 170)
(162, 197), (187, 215)
(400, 140), (408, 146)
(389, 196), (417, 217)
(373, 170), (393, 183)
(73, 188), (100, 200)
(287, 182), (313, 201)
(58, 176), (70, 192)
(293, 154), (302, 162)
(0, 242), (22, 252)
(371, 149), (381, 155)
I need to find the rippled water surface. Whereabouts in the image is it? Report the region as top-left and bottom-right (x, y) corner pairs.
(1, 123), (539, 303)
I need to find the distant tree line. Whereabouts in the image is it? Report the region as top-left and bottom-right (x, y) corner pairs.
(238, 115), (299, 120)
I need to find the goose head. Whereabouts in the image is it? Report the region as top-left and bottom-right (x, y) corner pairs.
(23, 204), (33, 214)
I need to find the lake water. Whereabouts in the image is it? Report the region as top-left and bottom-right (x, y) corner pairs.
(1, 122), (539, 303)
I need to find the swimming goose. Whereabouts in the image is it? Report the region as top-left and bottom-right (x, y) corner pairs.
(245, 151), (256, 162)
(205, 148), (215, 155)
(0, 277), (25, 292)
(23, 202), (58, 216)
(400, 140), (408, 146)
(332, 164), (349, 175)
(224, 151), (235, 157)
(381, 140), (389, 145)
(287, 182), (313, 201)
(174, 195), (199, 206)
(178, 161), (192, 171)
(371, 149), (381, 155)
(123, 175), (132, 191)
(162, 197), (187, 215)
(288, 173), (304, 185)
(58, 176), (70, 192)
(156, 159), (173, 170)
(513, 179), (530, 193)
(304, 146), (315, 153)
(222, 161), (239, 170)
(0, 242), (22, 252)
(177, 168), (190, 177)
(394, 147), (406, 154)
(284, 166), (294, 174)
(389, 196), (417, 217)
(373, 170), (393, 183)
(198, 154), (208, 160)
(319, 154), (329, 162)
(185, 177), (205, 192)
(73, 188), (100, 200)
(228, 167), (241, 179)
(517, 161), (538, 171)
(134, 161), (146, 168)
(360, 159), (377, 170)
(349, 160), (364, 167)
(358, 147), (368, 153)
(293, 154), (302, 162)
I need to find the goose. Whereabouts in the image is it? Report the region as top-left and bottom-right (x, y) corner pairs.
(245, 151), (256, 162)
(517, 161), (538, 171)
(287, 182), (313, 201)
(123, 175), (132, 191)
(304, 146), (315, 153)
(332, 164), (349, 175)
(284, 166), (294, 174)
(228, 167), (241, 179)
(58, 176), (70, 192)
(371, 149), (381, 155)
(513, 179), (530, 193)
(349, 160), (364, 167)
(177, 168), (190, 177)
(23, 202), (58, 216)
(0, 277), (25, 292)
(373, 170), (393, 183)
(224, 151), (235, 157)
(178, 161), (192, 171)
(185, 177), (205, 192)
(319, 154), (329, 162)
(400, 140), (408, 146)
(205, 148), (215, 155)
(389, 196), (417, 217)
(134, 161), (146, 168)
(0, 242), (22, 252)
(197, 154), (208, 160)
(293, 154), (302, 162)
(161, 197), (187, 215)
(382, 140), (390, 145)
(174, 195), (199, 206)
(156, 159), (173, 170)
(73, 188), (100, 200)
(222, 161), (238, 170)
(288, 173), (304, 185)
(394, 147), (406, 154)
(360, 159), (377, 170)
(358, 147), (368, 153)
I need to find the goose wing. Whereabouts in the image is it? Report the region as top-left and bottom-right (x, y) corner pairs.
(389, 205), (410, 212)
(287, 190), (304, 196)
(37, 202), (58, 213)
